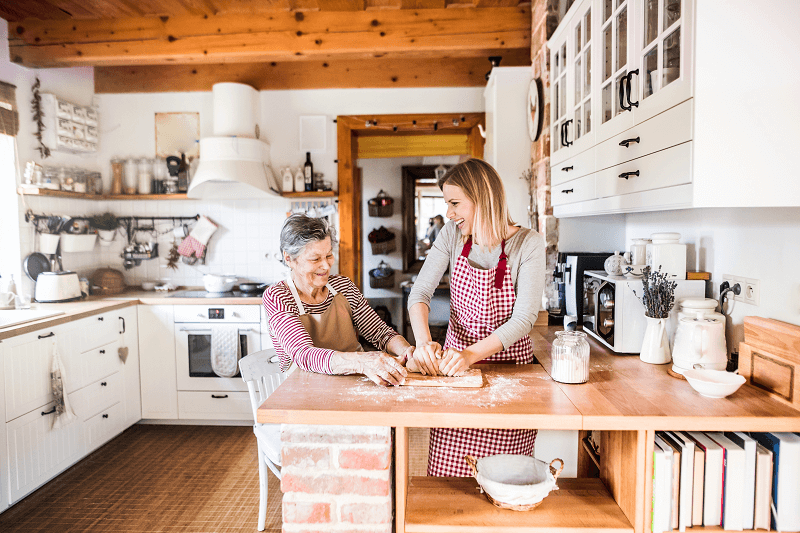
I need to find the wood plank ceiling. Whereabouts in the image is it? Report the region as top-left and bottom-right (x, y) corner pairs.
(1, 0), (532, 92)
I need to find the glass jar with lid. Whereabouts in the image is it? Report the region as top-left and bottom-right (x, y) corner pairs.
(73, 169), (87, 193)
(59, 167), (75, 192)
(137, 158), (153, 195)
(123, 158), (138, 194)
(551, 330), (590, 384)
(41, 166), (60, 190)
(87, 171), (103, 195)
(110, 159), (124, 195)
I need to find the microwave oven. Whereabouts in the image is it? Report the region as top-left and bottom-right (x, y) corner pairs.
(583, 270), (706, 354)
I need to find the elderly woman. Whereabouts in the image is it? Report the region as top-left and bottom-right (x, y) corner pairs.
(263, 214), (413, 386)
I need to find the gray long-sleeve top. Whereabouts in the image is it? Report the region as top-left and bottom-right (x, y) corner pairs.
(407, 220), (546, 349)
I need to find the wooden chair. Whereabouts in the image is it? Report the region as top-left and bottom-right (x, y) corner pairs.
(239, 349), (287, 531)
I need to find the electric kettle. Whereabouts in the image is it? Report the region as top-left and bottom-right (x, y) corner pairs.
(671, 311), (728, 374)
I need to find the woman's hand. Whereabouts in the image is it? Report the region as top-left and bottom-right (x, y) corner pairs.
(410, 341), (442, 376)
(358, 352), (408, 387)
(438, 347), (471, 377)
(399, 345), (416, 366)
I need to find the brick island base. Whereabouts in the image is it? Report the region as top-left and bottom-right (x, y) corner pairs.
(281, 425), (393, 533)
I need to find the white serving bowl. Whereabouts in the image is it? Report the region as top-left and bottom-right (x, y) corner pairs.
(141, 281), (156, 291)
(203, 274), (238, 293)
(683, 369), (746, 398)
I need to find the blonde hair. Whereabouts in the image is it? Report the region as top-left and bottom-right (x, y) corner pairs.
(437, 158), (514, 248)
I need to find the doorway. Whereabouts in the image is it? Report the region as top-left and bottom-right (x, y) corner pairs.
(401, 165), (450, 273)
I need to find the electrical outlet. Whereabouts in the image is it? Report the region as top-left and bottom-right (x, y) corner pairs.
(722, 274), (744, 302)
(743, 278), (760, 306)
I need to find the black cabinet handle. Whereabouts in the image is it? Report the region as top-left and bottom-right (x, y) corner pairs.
(619, 137), (640, 148)
(211, 394), (229, 399)
(562, 189), (574, 194)
(626, 69), (639, 108)
(97, 317), (104, 321)
(102, 414), (109, 419)
(564, 119), (573, 147)
(119, 317), (126, 334)
(101, 382), (107, 386)
(619, 75), (630, 111)
(562, 166), (574, 172)
(99, 349), (105, 354)
(560, 122), (566, 147)
(38, 332), (54, 339)
(41, 407), (56, 416)
(619, 171), (640, 180)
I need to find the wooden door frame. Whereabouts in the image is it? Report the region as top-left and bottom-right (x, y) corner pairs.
(337, 113), (485, 289)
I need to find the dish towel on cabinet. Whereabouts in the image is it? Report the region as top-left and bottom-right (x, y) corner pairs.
(50, 340), (77, 430)
(178, 216), (218, 263)
(211, 325), (240, 378)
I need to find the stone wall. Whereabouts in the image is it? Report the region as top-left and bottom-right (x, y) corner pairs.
(281, 425), (393, 533)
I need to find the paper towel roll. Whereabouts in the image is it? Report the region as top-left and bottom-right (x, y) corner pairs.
(213, 83), (259, 138)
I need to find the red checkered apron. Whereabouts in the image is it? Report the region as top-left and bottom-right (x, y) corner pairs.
(428, 236), (536, 477)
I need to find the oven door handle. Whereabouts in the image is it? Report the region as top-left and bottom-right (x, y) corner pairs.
(179, 327), (259, 333)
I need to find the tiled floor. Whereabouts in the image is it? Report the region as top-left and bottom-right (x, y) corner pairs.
(0, 425), (281, 532)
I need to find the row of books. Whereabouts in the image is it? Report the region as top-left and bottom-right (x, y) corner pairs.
(652, 431), (800, 532)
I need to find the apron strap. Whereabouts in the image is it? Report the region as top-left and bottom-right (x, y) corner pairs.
(461, 236), (473, 257)
(285, 275), (336, 316)
(494, 240), (508, 290)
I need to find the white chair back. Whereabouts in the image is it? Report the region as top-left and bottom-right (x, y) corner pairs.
(239, 349), (287, 423)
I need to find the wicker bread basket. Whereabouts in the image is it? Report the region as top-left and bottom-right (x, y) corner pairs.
(91, 267), (126, 295)
(465, 455), (563, 511)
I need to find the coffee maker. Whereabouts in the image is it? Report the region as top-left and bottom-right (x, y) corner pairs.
(553, 252), (610, 329)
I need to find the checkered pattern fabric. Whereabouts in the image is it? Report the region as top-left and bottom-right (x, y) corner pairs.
(429, 237), (536, 477)
(177, 235), (205, 258)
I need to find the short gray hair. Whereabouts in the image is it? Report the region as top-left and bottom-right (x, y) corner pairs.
(280, 214), (338, 261)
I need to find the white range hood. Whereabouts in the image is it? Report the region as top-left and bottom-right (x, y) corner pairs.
(187, 82), (279, 199)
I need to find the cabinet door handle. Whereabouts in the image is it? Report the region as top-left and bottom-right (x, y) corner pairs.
(619, 75), (630, 111)
(626, 69), (639, 108)
(97, 317), (104, 321)
(119, 316), (126, 334)
(562, 166), (574, 172)
(559, 122), (566, 147)
(619, 136), (640, 148)
(562, 189), (574, 194)
(619, 171), (640, 180)
(99, 349), (105, 354)
(564, 119), (573, 147)
(38, 332), (55, 339)
(41, 407), (56, 416)
(211, 394), (229, 399)
(102, 414), (109, 419)
(101, 381), (107, 386)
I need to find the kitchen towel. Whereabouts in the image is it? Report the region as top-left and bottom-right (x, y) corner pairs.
(178, 215), (218, 263)
(210, 324), (240, 378)
(50, 340), (77, 430)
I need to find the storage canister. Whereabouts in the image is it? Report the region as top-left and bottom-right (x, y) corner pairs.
(137, 158), (153, 195)
(110, 158), (124, 195)
(123, 158), (138, 194)
(551, 330), (590, 384)
(646, 232), (687, 280)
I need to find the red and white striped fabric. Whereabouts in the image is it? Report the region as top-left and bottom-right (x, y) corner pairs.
(263, 275), (399, 373)
(428, 237), (535, 477)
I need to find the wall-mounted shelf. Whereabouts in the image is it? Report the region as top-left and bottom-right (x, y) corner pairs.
(281, 190), (337, 198)
(18, 187), (189, 201)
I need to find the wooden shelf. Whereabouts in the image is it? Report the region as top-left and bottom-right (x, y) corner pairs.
(17, 187), (189, 201)
(405, 477), (633, 533)
(280, 190), (337, 198)
(581, 437), (601, 470)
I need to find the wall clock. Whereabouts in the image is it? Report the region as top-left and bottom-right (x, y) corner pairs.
(528, 78), (544, 142)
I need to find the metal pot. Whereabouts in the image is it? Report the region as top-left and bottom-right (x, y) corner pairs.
(238, 282), (267, 294)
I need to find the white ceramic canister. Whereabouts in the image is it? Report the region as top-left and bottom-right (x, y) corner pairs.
(630, 238), (650, 266)
(646, 232), (686, 279)
(293, 167), (305, 192)
(678, 298), (724, 321)
(281, 167), (293, 193)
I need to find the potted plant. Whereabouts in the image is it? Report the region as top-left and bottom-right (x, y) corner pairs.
(89, 212), (119, 247)
(635, 266), (677, 365)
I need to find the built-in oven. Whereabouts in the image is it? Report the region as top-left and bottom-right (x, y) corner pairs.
(175, 305), (263, 392)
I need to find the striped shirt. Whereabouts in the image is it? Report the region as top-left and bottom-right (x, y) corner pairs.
(263, 275), (399, 373)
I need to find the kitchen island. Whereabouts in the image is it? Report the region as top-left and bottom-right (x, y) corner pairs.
(258, 325), (800, 533)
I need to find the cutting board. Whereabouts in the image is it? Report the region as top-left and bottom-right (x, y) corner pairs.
(738, 316), (800, 409)
(402, 368), (483, 388)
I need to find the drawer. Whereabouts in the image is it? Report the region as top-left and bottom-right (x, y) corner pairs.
(552, 175), (596, 206)
(596, 142), (692, 199)
(177, 391), (253, 421)
(83, 340), (123, 385)
(72, 372), (124, 421)
(84, 402), (124, 452)
(552, 146), (596, 186)
(596, 99), (693, 172)
(80, 312), (120, 353)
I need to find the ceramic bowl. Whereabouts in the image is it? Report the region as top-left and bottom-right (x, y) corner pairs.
(683, 369), (746, 398)
(141, 281), (156, 291)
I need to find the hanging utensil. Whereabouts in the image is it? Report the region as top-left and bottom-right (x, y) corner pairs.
(23, 252), (51, 281)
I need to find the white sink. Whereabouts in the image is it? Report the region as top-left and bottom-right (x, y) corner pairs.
(0, 310), (66, 330)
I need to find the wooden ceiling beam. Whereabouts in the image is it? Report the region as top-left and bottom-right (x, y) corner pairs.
(93, 50), (530, 92)
(9, 7), (530, 67)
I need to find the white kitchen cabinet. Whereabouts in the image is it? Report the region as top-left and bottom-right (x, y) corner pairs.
(177, 391), (252, 421)
(551, 0), (800, 217)
(484, 66), (533, 227)
(137, 305), (178, 419)
(79, 310), (121, 353)
(0, 342), (8, 512)
(117, 306), (141, 428)
(83, 402), (124, 452)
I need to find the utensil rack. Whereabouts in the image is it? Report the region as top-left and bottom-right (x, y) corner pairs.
(25, 211), (200, 227)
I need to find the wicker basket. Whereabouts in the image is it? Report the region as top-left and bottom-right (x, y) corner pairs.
(370, 237), (396, 255)
(368, 190), (394, 217)
(369, 270), (395, 289)
(91, 267), (126, 295)
(465, 455), (563, 511)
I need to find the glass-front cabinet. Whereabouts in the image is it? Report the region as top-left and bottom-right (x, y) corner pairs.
(549, 33), (571, 165)
(595, 0), (635, 143)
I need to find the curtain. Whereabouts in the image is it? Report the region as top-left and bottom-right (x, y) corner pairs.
(0, 81), (19, 137)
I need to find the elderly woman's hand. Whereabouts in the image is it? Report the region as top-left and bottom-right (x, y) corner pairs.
(410, 341), (442, 376)
(358, 352), (408, 387)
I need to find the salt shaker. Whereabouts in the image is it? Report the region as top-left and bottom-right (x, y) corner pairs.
(551, 331), (590, 384)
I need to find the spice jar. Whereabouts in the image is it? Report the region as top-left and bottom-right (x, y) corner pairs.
(88, 171), (103, 195)
(123, 158), (138, 195)
(73, 169), (87, 193)
(110, 159), (124, 195)
(551, 331), (590, 384)
(59, 167), (74, 192)
(137, 158), (153, 195)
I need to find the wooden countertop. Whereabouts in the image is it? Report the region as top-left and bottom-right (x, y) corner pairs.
(258, 325), (800, 431)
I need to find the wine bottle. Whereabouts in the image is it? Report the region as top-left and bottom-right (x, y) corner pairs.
(303, 152), (313, 192)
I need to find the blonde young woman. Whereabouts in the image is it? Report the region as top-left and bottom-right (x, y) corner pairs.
(407, 158), (546, 476)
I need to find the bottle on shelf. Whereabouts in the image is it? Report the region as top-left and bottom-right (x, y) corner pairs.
(293, 167), (305, 193)
(177, 153), (189, 193)
(304, 152), (314, 192)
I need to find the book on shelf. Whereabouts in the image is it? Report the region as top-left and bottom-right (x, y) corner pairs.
(652, 435), (673, 533)
(754, 443), (773, 531)
(725, 431), (757, 530)
(669, 431), (697, 532)
(688, 431), (724, 527)
(750, 432), (800, 532)
(709, 432), (746, 531)
(657, 432), (681, 530)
